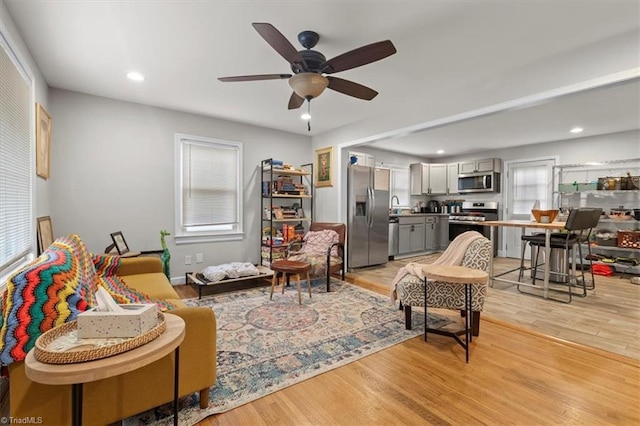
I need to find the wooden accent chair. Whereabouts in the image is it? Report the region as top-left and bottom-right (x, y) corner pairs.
(286, 222), (346, 291)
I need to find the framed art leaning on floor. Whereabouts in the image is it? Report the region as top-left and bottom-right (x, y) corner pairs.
(37, 216), (54, 254)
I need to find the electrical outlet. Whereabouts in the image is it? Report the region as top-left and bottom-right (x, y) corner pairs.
(185, 255), (192, 265)
(196, 253), (204, 263)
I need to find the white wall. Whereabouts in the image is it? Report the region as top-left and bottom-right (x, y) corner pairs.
(49, 89), (311, 281)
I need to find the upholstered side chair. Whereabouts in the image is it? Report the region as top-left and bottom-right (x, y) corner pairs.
(395, 234), (492, 336)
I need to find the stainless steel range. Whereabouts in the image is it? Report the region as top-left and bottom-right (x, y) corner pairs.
(449, 201), (499, 256)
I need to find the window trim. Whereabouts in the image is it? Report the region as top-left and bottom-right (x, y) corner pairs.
(174, 133), (243, 245)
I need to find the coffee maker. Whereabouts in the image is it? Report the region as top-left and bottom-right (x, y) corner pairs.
(427, 200), (440, 213)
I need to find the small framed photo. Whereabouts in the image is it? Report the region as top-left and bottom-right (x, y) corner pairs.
(315, 146), (333, 187)
(36, 103), (52, 179)
(110, 231), (130, 255)
(37, 216), (54, 254)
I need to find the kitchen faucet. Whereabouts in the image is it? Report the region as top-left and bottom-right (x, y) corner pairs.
(391, 195), (400, 213)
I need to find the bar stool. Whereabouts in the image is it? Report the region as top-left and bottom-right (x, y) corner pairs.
(517, 208), (602, 302)
(270, 260), (312, 304)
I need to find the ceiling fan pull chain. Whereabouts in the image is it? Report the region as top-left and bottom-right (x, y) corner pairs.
(307, 101), (311, 132)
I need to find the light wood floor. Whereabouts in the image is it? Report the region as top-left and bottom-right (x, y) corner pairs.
(174, 255), (640, 425)
(352, 254), (640, 360)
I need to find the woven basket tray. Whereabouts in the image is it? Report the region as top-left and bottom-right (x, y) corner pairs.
(34, 312), (166, 364)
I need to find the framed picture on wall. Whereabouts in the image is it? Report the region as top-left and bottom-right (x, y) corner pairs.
(36, 103), (52, 179)
(36, 216), (54, 254)
(315, 146), (333, 187)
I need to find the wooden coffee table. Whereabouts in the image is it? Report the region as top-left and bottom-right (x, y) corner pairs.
(421, 264), (488, 363)
(25, 313), (185, 426)
(270, 260), (312, 304)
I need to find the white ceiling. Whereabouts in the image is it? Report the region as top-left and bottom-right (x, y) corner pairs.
(366, 79), (640, 157)
(4, 0), (640, 155)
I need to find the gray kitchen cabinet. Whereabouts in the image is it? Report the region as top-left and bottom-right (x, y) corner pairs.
(410, 163), (447, 195)
(447, 162), (459, 194)
(424, 217), (437, 251)
(436, 215), (449, 249)
(429, 164), (447, 194)
(459, 158), (502, 174)
(348, 151), (375, 167)
(398, 216), (426, 254)
(410, 163), (429, 195)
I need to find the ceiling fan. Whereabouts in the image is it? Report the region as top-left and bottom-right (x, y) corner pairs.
(218, 23), (397, 118)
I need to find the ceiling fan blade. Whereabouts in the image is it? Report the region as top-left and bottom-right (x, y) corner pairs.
(252, 23), (307, 71)
(327, 76), (378, 100)
(321, 40), (396, 74)
(218, 74), (291, 82)
(288, 92), (305, 109)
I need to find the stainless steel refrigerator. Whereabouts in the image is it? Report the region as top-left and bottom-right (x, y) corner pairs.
(347, 165), (390, 269)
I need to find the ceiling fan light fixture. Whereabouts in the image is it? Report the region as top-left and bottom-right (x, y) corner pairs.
(289, 73), (329, 99)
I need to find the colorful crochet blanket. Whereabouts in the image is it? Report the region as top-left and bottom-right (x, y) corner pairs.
(0, 235), (97, 364)
(92, 253), (177, 311)
(0, 235), (176, 364)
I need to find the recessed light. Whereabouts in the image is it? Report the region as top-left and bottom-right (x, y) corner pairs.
(570, 127), (583, 134)
(301, 113), (311, 120)
(436, 150), (444, 154)
(126, 71), (145, 82)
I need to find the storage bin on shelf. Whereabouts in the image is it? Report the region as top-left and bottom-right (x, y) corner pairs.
(617, 230), (640, 249)
(595, 230), (618, 247)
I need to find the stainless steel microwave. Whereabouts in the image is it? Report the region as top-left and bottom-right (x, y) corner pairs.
(458, 172), (500, 193)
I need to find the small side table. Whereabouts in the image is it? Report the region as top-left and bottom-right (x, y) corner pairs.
(25, 313), (186, 426)
(421, 264), (488, 363)
(270, 260), (312, 304)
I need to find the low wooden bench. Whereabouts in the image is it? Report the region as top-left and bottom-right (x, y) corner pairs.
(186, 265), (274, 299)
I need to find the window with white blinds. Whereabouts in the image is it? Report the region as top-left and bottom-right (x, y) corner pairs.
(389, 166), (410, 207)
(0, 34), (33, 276)
(511, 160), (554, 215)
(174, 133), (243, 243)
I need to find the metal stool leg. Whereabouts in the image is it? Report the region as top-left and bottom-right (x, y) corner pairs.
(518, 239), (528, 282)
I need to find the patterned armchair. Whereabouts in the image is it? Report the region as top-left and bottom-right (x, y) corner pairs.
(395, 234), (492, 336)
(287, 222), (346, 291)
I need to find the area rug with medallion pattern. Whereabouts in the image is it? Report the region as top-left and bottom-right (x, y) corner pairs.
(125, 279), (452, 425)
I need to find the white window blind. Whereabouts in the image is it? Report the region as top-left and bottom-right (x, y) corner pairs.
(175, 134), (243, 243)
(389, 166), (410, 207)
(512, 163), (551, 214)
(0, 36), (32, 275)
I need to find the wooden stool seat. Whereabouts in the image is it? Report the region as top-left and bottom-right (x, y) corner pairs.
(270, 260), (312, 304)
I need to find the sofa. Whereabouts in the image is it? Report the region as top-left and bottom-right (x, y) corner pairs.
(0, 234), (217, 424)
